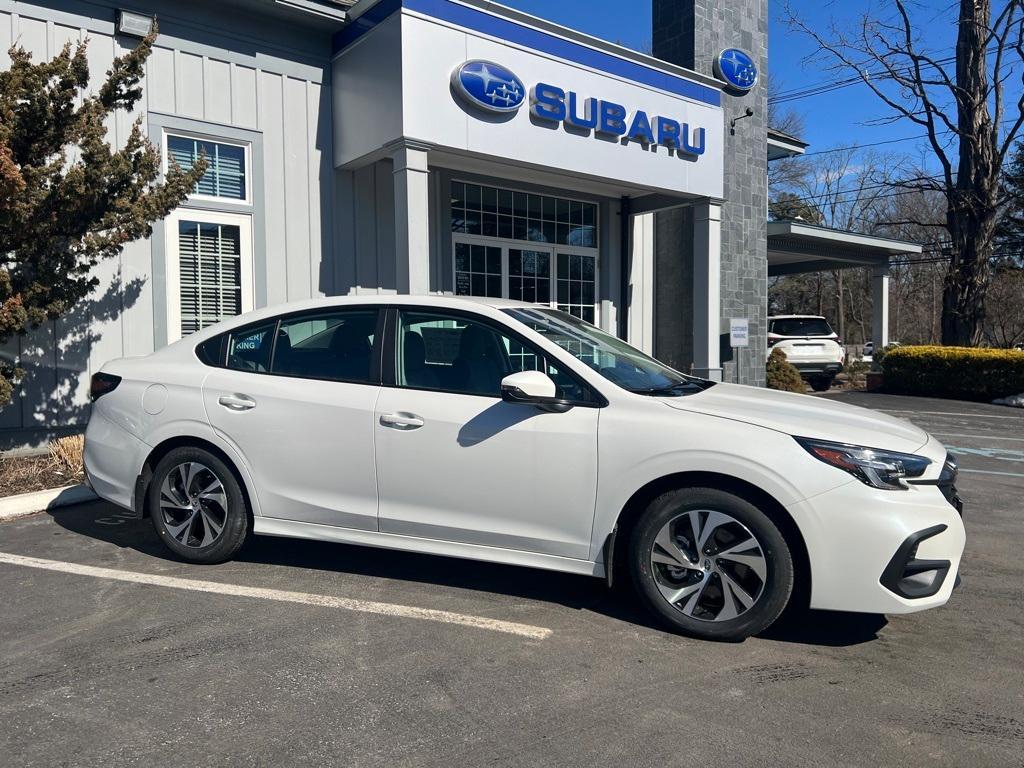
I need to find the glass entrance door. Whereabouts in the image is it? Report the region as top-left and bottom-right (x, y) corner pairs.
(508, 248), (552, 305)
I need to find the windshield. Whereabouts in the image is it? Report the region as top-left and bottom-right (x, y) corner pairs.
(769, 317), (835, 337)
(504, 308), (715, 396)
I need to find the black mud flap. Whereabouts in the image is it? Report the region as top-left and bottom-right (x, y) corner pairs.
(603, 526), (618, 589)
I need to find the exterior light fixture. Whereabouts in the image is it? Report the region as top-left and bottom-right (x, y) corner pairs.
(116, 9), (155, 38)
(729, 107), (754, 134)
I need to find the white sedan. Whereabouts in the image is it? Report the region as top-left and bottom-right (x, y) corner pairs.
(84, 296), (965, 641)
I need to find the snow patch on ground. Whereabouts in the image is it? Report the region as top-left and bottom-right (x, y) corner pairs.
(993, 393), (1024, 407)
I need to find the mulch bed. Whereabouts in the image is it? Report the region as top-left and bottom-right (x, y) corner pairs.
(0, 455), (84, 497)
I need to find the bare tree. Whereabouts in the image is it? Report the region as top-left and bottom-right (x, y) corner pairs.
(878, 187), (951, 344)
(786, 0), (1024, 346)
(768, 149), (905, 342)
(767, 74), (812, 192)
(984, 266), (1024, 345)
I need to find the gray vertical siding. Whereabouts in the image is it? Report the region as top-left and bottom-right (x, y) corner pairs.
(0, 0), (339, 447)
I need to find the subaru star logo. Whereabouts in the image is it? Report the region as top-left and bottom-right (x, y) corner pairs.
(714, 48), (758, 93)
(451, 60), (526, 114)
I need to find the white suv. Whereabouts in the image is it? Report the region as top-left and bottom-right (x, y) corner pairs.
(768, 315), (845, 391)
(84, 296), (964, 642)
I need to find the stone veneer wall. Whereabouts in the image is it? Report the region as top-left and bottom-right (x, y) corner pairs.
(652, 0), (768, 385)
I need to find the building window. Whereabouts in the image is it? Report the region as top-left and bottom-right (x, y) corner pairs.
(167, 134), (248, 202)
(454, 243), (503, 298)
(556, 252), (597, 324)
(165, 209), (253, 342)
(451, 181), (597, 247)
(450, 182), (599, 324)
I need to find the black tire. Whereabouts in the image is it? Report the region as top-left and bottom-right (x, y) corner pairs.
(628, 487), (794, 642)
(148, 446), (250, 564)
(810, 376), (832, 392)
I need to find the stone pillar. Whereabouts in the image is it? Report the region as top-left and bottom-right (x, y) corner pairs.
(872, 263), (890, 350)
(692, 201), (723, 380)
(653, 0), (768, 386)
(390, 141), (431, 295)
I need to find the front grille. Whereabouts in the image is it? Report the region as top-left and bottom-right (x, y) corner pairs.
(938, 453), (963, 514)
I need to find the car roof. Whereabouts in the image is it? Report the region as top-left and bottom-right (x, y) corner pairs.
(170, 294), (543, 349)
(767, 315), (828, 320)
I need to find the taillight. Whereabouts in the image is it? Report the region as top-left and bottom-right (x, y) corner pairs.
(90, 372), (121, 401)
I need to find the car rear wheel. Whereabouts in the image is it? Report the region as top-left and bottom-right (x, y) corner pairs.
(628, 487), (794, 641)
(148, 446), (250, 564)
(810, 375), (833, 392)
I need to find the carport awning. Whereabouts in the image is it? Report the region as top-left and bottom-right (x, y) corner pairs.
(768, 220), (921, 276)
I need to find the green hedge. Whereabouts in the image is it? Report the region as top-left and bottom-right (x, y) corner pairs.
(882, 345), (1024, 400)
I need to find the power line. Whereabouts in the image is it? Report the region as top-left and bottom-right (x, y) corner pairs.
(773, 174), (946, 207)
(769, 50), (964, 105)
(769, 44), (1004, 106)
(784, 117), (1020, 159)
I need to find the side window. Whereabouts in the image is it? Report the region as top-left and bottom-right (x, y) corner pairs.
(227, 321), (277, 373)
(196, 335), (226, 366)
(503, 336), (593, 403)
(397, 310), (592, 401)
(272, 309), (378, 383)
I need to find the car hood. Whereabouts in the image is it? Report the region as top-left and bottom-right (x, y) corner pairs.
(661, 384), (930, 453)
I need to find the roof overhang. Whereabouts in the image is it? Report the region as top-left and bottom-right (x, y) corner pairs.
(768, 219), (921, 276)
(767, 128), (808, 161)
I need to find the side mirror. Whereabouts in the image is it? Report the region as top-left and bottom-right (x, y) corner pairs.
(500, 371), (573, 413)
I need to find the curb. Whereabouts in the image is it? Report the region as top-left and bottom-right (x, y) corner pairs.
(0, 485), (99, 521)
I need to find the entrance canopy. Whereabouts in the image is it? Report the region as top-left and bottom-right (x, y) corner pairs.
(768, 219), (921, 277)
(332, 0), (725, 200)
(767, 219), (921, 349)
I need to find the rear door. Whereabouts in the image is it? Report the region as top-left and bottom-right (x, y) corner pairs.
(201, 307), (383, 529)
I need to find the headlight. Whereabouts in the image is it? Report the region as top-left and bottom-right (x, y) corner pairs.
(795, 437), (931, 490)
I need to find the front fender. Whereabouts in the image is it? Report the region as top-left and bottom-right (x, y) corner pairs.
(590, 403), (850, 560)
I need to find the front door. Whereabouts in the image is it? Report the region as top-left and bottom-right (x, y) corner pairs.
(202, 307), (382, 529)
(373, 307), (600, 560)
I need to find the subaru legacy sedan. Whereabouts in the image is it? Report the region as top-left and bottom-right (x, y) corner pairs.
(84, 296), (965, 641)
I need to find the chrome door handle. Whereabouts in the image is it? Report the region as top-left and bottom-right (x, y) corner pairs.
(218, 394), (256, 411)
(380, 412), (424, 429)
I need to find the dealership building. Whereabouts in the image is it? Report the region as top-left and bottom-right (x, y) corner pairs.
(0, 0), (919, 447)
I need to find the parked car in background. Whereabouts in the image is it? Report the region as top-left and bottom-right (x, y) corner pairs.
(84, 296), (965, 642)
(767, 315), (845, 391)
(862, 340), (900, 363)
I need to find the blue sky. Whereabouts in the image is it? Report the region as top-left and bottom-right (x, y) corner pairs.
(499, 1), (975, 168)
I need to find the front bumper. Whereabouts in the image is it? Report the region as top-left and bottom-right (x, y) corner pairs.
(788, 477), (965, 615)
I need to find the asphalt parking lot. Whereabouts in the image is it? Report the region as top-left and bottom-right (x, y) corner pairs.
(1, 392), (1022, 767)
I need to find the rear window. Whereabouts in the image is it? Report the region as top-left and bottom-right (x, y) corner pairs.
(196, 336), (225, 366)
(770, 318), (835, 337)
(227, 322), (277, 373)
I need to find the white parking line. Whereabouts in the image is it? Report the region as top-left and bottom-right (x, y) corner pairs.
(959, 468), (1024, 478)
(880, 409), (1022, 420)
(0, 552), (552, 640)
(933, 433), (1024, 442)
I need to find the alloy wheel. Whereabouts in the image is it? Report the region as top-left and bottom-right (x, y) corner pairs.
(650, 508), (767, 622)
(159, 462), (229, 548)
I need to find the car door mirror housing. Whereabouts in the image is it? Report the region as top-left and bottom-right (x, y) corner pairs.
(500, 371), (573, 413)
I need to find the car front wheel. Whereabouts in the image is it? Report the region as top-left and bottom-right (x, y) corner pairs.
(148, 446), (250, 564)
(628, 487), (794, 641)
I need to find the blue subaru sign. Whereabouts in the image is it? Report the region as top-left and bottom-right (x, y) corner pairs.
(451, 60), (526, 114)
(714, 48), (758, 93)
(450, 60), (708, 161)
